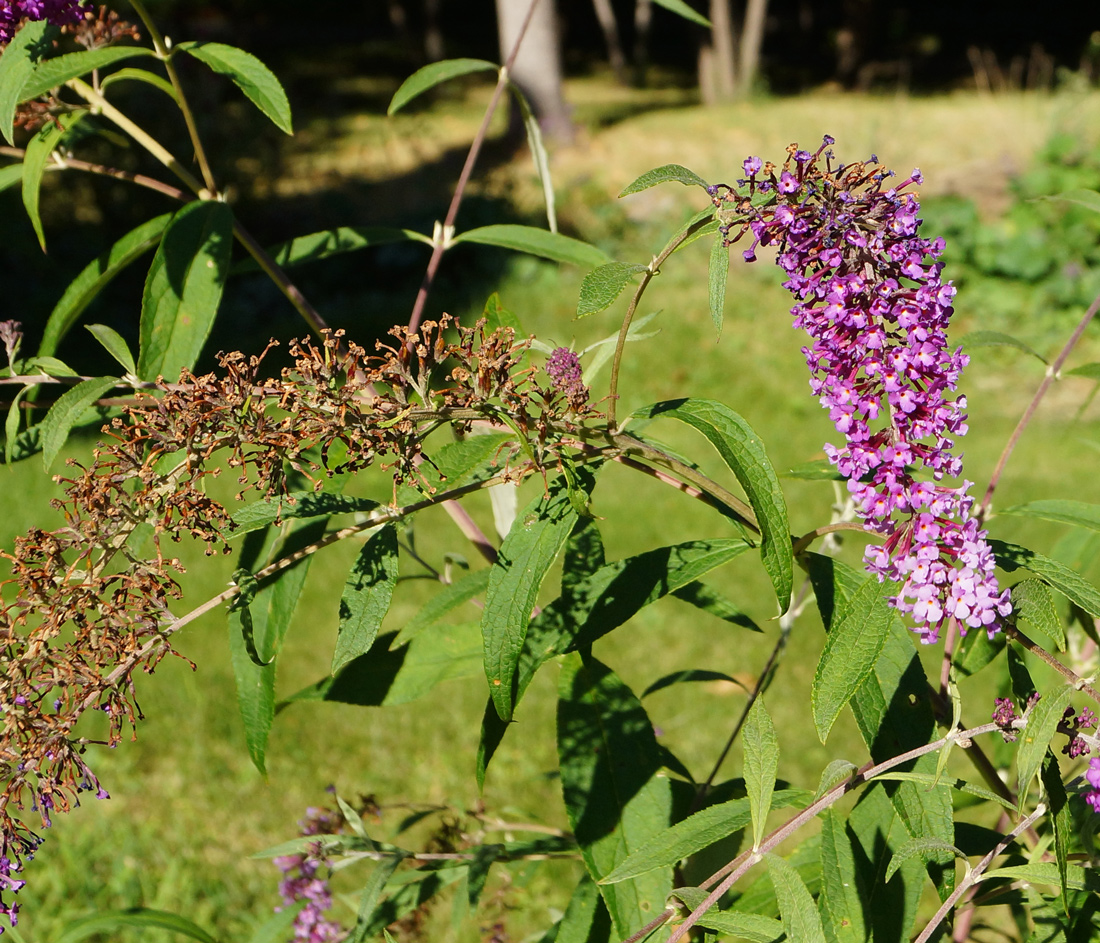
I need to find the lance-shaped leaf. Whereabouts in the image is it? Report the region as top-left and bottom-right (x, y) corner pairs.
(1015, 683), (1074, 801)
(55, 908), (218, 943)
(393, 568), (490, 646)
(38, 214), (170, 358)
(766, 853), (826, 943)
(19, 45), (156, 103)
(618, 163), (710, 197)
(358, 866), (468, 939)
(347, 853), (408, 943)
(1011, 579), (1065, 651)
(333, 524), (400, 675)
(708, 236), (729, 337)
(0, 20), (50, 145)
(1041, 752), (1072, 917)
(638, 398), (792, 612)
(40, 375), (119, 470)
(812, 576), (894, 742)
(991, 539), (1100, 618)
(981, 863), (1100, 892)
(231, 492), (378, 537)
(176, 42), (292, 133)
(541, 876), (606, 943)
(139, 201), (234, 381)
(0, 162), (22, 194)
(1045, 188), (1100, 214)
(600, 790), (808, 884)
(650, 0), (711, 28)
(744, 698), (779, 849)
(670, 888), (783, 942)
(507, 83), (557, 232)
(557, 655), (672, 940)
(670, 580), (761, 631)
(230, 225), (428, 275)
(577, 261), (648, 318)
(388, 58), (498, 114)
(960, 330), (1047, 364)
(99, 66), (178, 102)
(884, 837), (968, 882)
(85, 325), (137, 376)
(999, 500), (1100, 533)
(818, 809), (866, 943)
(1067, 362), (1100, 380)
(483, 473), (588, 721)
(23, 110), (84, 249)
(454, 224), (609, 267)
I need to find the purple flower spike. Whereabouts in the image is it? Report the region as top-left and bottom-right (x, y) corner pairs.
(712, 143), (1010, 644)
(0, 0), (90, 44)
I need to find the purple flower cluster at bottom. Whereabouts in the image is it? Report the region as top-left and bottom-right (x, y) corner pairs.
(0, 0), (89, 44)
(274, 807), (346, 943)
(714, 138), (1011, 643)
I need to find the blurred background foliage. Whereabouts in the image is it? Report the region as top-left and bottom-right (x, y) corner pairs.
(2, 2), (1100, 941)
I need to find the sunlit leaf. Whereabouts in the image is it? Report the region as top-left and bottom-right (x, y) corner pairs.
(576, 261), (647, 318)
(40, 376), (119, 470)
(332, 524), (400, 675)
(23, 111), (84, 249)
(618, 163), (710, 197)
(455, 224), (608, 267)
(388, 58), (498, 114)
(0, 20), (51, 145)
(20, 44), (155, 103)
(56, 908), (218, 943)
(176, 42), (292, 133)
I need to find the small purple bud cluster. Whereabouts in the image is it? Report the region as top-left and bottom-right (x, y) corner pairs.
(274, 807), (346, 943)
(713, 138), (1011, 643)
(0, 0), (90, 44)
(1061, 706), (1098, 760)
(545, 347), (588, 411)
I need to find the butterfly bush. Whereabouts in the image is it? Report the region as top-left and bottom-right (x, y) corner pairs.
(0, 0), (89, 43)
(273, 807), (346, 943)
(711, 138), (1011, 643)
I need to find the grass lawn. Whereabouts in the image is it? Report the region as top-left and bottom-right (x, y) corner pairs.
(5, 81), (1100, 941)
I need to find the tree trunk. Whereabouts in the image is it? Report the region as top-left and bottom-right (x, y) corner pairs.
(737, 0), (767, 95)
(496, 0), (573, 143)
(591, 0), (627, 84)
(699, 0), (737, 103)
(633, 0), (652, 86)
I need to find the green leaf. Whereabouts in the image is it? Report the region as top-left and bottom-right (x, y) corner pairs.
(231, 492), (378, 537)
(1015, 683), (1073, 800)
(981, 863), (1100, 892)
(884, 837), (967, 882)
(812, 577), (894, 742)
(388, 58), (498, 114)
(814, 759), (857, 801)
(641, 669), (743, 699)
(1044, 188), (1100, 214)
(333, 524), (400, 675)
(455, 224), (609, 268)
(347, 853), (407, 943)
(4, 386), (28, 465)
(230, 226), (427, 274)
(651, 0), (711, 27)
(483, 473), (587, 721)
(991, 539), (1100, 618)
(670, 888), (783, 942)
(85, 324), (137, 376)
(618, 163), (710, 197)
(576, 262), (647, 318)
(960, 330), (1047, 364)
(543, 877), (604, 943)
(0, 161), (23, 194)
(870, 771), (1015, 812)
(393, 567), (490, 646)
(23, 110), (84, 250)
(766, 853), (827, 943)
(743, 698), (778, 849)
(670, 580), (761, 631)
(138, 201), (234, 382)
(783, 459), (842, 481)
(176, 42), (292, 133)
(55, 908), (218, 943)
(507, 83), (557, 232)
(601, 790), (807, 884)
(356, 866), (467, 939)
(999, 500), (1100, 533)
(19, 45), (156, 104)
(38, 214), (171, 358)
(638, 398), (793, 612)
(1011, 579), (1065, 651)
(0, 20), (50, 145)
(708, 237), (728, 337)
(818, 809), (866, 943)
(40, 376), (119, 470)
(557, 655), (672, 940)
(99, 66), (178, 102)
(1067, 363), (1100, 381)
(1041, 752), (1071, 917)
(283, 622), (484, 709)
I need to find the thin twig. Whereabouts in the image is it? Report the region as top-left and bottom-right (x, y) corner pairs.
(913, 804), (1045, 943)
(1005, 623), (1100, 705)
(406, 0), (544, 333)
(1, 145), (189, 201)
(979, 288), (1100, 519)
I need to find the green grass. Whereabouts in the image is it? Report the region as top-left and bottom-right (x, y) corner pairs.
(6, 85), (1100, 941)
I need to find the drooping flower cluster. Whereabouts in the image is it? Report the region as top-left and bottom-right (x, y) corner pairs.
(713, 138), (1011, 643)
(0, 0), (90, 44)
(273, 806), (346, 943)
